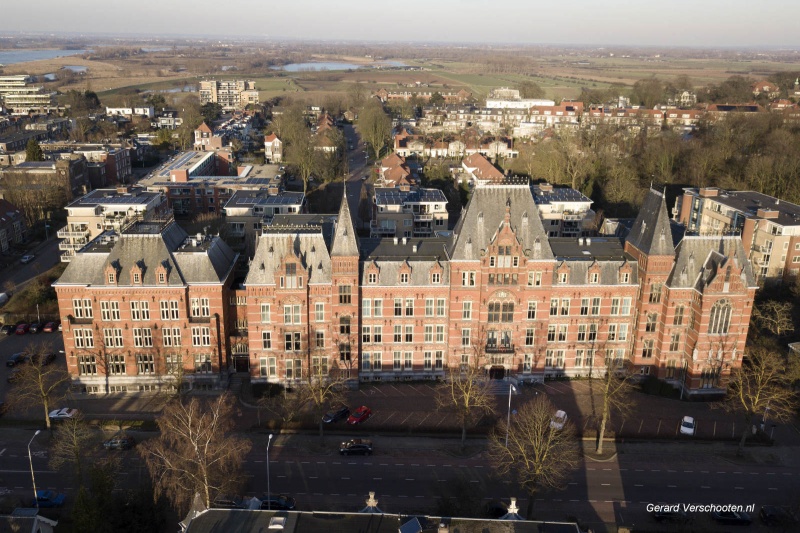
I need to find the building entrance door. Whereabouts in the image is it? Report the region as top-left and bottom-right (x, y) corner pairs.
(488, 365), (505, 380)
(234, 355), (250, 373)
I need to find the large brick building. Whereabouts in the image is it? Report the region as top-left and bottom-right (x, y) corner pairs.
(54, 185), (756, 397)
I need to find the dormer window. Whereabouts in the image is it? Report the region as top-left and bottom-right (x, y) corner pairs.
(620, 272), (630, 284)
(590, 272), (599, 284)
(368, 273), (377, 284)
(559, 272), (568, 284)
(158, 272), (166, 284)
(431, 272), (441, 284)
(400, 273), (409, 284)
(107, 272), (116, 284)
(133, 272), (141, 284)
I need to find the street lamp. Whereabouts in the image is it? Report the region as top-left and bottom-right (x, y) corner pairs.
(505, 384), (517, 447)
(28, 430), (41, 509)
(266, 433), (273, 510)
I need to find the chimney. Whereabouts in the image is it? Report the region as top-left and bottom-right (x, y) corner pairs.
(412, 244), (418, 253)
(393, 237), (398, 245)
(586, 237), (592, 245)
(578, 237), (584, 246)
(116, 185), (131, 194)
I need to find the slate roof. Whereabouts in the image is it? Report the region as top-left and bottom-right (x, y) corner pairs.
(667, 235), (757, 290)
(54, 221), (237, 287)
(451, 184), (553, 261)
(626, 188), (675, 256)
(360, 237), (451, 286)
(330, 194), (358, 257)
(245, 228), (332, 285)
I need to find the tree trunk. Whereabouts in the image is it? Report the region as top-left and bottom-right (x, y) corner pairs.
(525, 492), (536, 519)
(319, 420), (324, 442)
(44, 403), (51, 430)
(738, 425), (749, 456)
(461, 424), (466, 448)
(596, 414), (607, 454)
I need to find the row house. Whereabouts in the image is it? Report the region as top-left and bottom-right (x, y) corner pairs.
(54, 186), (756, 398)
(53, 218), (238, 394)
(373, 89), (472, 104)
(0, 198), (27, 252)
(377, 153), (417, 189)
(41, 142), (133, 185)
(513, 102), (584, 137)
(675, 187), (800, 286)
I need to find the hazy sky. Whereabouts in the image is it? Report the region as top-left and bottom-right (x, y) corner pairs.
(2, 0), (798, 47)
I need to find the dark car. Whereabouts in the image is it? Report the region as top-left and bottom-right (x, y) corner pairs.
(1, 324), (15, 335)
(759, 505), (797, 526)
(211, 495), (246, 509)
(32, 490), (65, 508)
(15, 323), (30, 335)
(29, 322), (42, 334)
(651, 504), (690, 523)
(322, 406), (350, 423)
(6, 352), (26, 367)
(347, 406), (372, 425)
(42, 321), (59, 333)
(713, 510), (752, 525)
(339, 439), (373, 456)
(30, 352), (56, 366)
(7, 368), (21, 384)
(103, 435), (136, 450)
(259, 494), (296, 510)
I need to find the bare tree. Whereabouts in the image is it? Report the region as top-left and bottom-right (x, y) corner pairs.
(138, 394), (252, 512)
(358, 101), (392, 160)
(436, 327), (495, 446)
(8, 342), (70, 430)
(588, 351), (635, 454)
(259, 385), (312, 424)
(488, 394), (581, 519)
(721, 346), (798, 454)
(751, 299), (795, 337)
(48, 414), (97, 485)
(305, 351), (348, 441)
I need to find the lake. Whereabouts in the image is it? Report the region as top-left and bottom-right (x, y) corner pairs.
(0, 49), (89, 65)
(273, 62), (364, 72)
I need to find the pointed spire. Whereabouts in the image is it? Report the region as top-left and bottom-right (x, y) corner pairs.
(331, 193), (358, 257)
(627, 188), (675, 256)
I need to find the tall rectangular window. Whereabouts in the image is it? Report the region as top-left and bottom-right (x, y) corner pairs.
(425, 298), (434, 317)
(591, 297), (601, 316)
(405, 298), (414, 316)
(373, 299), (382, 317)
(261, 304), (272, 323)
(315, 302), (324, 322)
(436, 299), (447, 317)
(525, 328), (535, 346)
(610, 298), (620, 316)
(78, 355), (97, 375)
(170, 300), (179, 320)
(649, 283), (662, 304)
(373, 326), (382, 343)
(550, 298), (559, 316)
(673, 305), (684, 326)
(527, 301), (537, 320)
(109, 354), (126, 375)
(394, 298), (402, 316)
(462, 301), (472, 320)
(362, 299), (372, 318)
(580, 298), (589, 316)
(262, 331), (272, 349)
(137, 354), (154, 374)
(339, 285), (352, 304)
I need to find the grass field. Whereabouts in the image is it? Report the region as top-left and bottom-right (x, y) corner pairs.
(5, 48), (800, 105)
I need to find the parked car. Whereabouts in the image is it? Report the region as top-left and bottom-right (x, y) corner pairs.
(32, 490), (65, 508)
(20, 254), (35, 264)
(712, 510), (752, 525)
(29, 322), (42, 334)
(30, 352), (56, 366)
(651, 504), (690, 523)
(339, 439), (373, 456)
(48, 407), (79, 420)
(211, 495), (246, 509)
(484, 500), (508, 519)
(15, 323), (30, 335)
(6, 352), (26, 367)
(550, 410), (568, 430)
(347, 406), (372, 425)
(42, 321), (59, 333)
(259, 494), (296, 510)
(1, 324), (16, 335)
(104, 435), (136, 450)
(759, 505), (797, 526)
(322, 406), (350, 423)
(7, 368), (21, 383)
(679, 416), (696, 436)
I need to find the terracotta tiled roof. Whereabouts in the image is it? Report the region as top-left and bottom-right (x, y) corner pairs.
(264, 133), (279, 143)
(196, 122), (212, 133)
(462, 153), (503, 182)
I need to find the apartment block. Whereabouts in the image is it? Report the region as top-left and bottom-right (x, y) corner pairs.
(532, 183), (595, 237)
(370, 187), (448, 238)
(57, 187), (167, 262)
(199, 80), (259, 109)
(223, 189), (306, 256)
(675, 187), (800, 286)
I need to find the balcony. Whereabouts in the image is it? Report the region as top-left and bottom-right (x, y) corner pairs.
(59, 241), (88, 251)
(56, 228), (89, 238)
(369, 221), (396, 235)
(562, 213), (584, 221)
(485, 344), (515, 354)
(414, 213), (434, 222)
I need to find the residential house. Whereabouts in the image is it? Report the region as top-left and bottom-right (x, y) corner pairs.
(370, 187), (448, 238)
(263, 134), (283, 163)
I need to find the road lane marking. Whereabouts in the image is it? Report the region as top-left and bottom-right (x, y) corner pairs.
(701, 486), (710, 489)
(0, 449), (5, 456)
(668, 485), (677, 488)
(601, 483), (610, 486)
(768, 488), (778, 490)
(405, 479), (415, 481)
(634, 484), (643, 487)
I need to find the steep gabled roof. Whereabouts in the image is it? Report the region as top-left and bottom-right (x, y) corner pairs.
(196, 122), (212, 133)
(451, 185), (553, 261)
(330, 194), (359, 257)
(626, 188), (675, 256)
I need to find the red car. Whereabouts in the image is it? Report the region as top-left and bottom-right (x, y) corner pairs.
(347, 406), (372, 425)
(42, 321), (59, 333)
(15, 323), (30, 335)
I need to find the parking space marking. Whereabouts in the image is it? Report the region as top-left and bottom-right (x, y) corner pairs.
(415, 412), (431, 426)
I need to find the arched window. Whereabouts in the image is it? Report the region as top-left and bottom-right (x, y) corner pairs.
(709, 300), (732, 335)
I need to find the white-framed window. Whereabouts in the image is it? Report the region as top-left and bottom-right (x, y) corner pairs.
(462, 301), (472, 320)
(590, 272), (599, 284)
(190, 297), (210, 318)
(362, 299), (371, 318)
(591, 297), (601, 316)
(170, 300), (179, 320)
(431, 272), (441, 284)
(523, 353), (532, 373)
(163, 327), (181, 347)
(425, 298), (434, 317)
(315, 302), (324, 322)
(424, 325), (433, 343)
(362, 326), (372, 344)
(527, 301), (536, 320)
(137, 353), (155, 374)
(393, 351), (401, 371)
(462, 271), (476, 286)
(285, 359), (302, 380)
(618, 324), (628, 341)
(528, 271), (542, 286)
(525, 328), (535, 346)
(262, 304), (272, 323)
(621, 297), (632, 316)
(108, 354), (126, 375)
(130, 301), (149, 321)
(192, 326), (211, 347)
(373, 298), (382, 317)
(103, 328), (123, 348)
(74, 328), (94, 348)
(404, 351), (412, 369)
(73, 298), (93, 319)
(283, 304), (301, 325)
(436, 325), (445, 343)
(373, 352), (383, 371)
(436, 298), (446, 317)
(260, 357), (276, 377)
(78, 355), (97, 375)
(610, 298), (620, 315)
(709, 300), (732, 335)
(133, 328), (153, 348)
(368, 272), (377, 284)
(461, 328), (471, 347)
(424, 351), (432, 370)
(262, 331), (272, 349)
(362, 352), (372, 371)
(195, 354), (212, 373)
(400, 272), (409, 284)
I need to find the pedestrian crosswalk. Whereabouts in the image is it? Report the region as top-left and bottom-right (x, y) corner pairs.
(484, 380), (520, 396)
